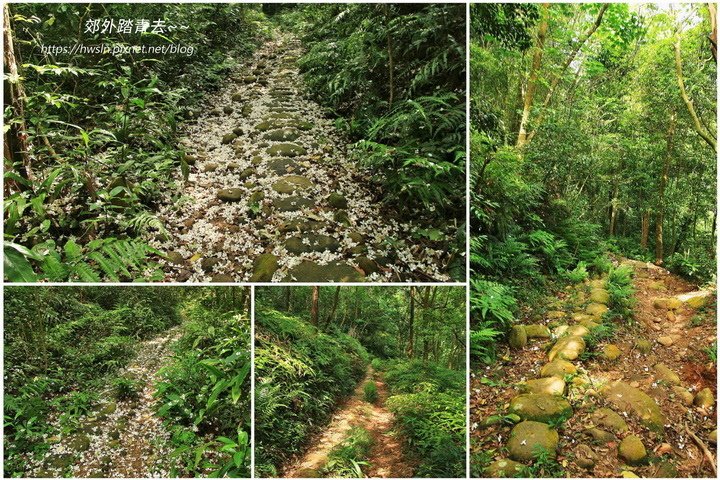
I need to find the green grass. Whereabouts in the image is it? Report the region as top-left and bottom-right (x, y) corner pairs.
(363, 381), (379, 404)
(320, 427), (373, 478)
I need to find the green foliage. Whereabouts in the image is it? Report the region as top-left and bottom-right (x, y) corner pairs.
(519, 449), (565, 477)
(563, 261), (589, 283)
(155, 301), (251, 477)
(386, 387), (465, 478)
(254, 309), (369, 476)
(607, 265), (636, 318)
(705, 341), (717, 363)
(320, 427), (373, 478)
(470, 279), (516, 364)
(383, 359), (465, 395)
(113, 375), (142, 401)
(3, 286), (184, 475)
(274, 3), (465, 275)
(592, 255), (613, 275)
(4, 3), (266, 281)
(363, 381), (379, 404)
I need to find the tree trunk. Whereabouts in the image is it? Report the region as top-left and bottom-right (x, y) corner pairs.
(324, 286), (341, 328)
(406, 286), (415, 357)
(655, 110), (677, 265)
(283, 287), (291, 311)
(3, 4), (33, 190)
(516, 3), (548, 148)
(674, 35), (717, 152)
(525, 4), (609, 145)
(310, 286), (319, 326)
(383, 4), (394, 109)
(641, 210), (650, 250)
(709, 3), (717, 61)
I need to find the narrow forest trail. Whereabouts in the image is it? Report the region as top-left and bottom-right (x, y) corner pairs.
(283, 367), (415, 478)
(473, 258), (717, 478)
(151, 32), (450, 283)
(28, 327), (182, 478)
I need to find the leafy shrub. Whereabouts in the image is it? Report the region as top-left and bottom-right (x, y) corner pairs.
(113, 375), (142, 401)
(470, 327), (502, 365)
(320, 427), (373, 478)
(383, 359), (464, 395)
(386, 388), (465, 478)
(155, 305), (251, 477)
(592, 255), (612, 275)
(254, 309), (369, 476)
(563, 261), (589, 283)
(607, 265), (635, 318)
(363, 381), (379, 404)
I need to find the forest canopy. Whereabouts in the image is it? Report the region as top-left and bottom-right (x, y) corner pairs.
(471, 2), (717, 361)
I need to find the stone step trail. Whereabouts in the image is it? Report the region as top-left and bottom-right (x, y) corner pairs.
(153, 34), (451, 283)
(485, 266), (717, 478)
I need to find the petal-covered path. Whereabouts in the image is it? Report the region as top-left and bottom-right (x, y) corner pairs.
(150, 33), (456, 283)
(283, 368), (415, 478)
(473, 258), (717, 478)
(28, 327), (181, 478)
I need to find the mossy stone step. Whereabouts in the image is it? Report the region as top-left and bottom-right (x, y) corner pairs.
(284, 234), (340, 254)
(263, 127), (302, 142)
(519, 377), (566, 396)
(589, 288), (610, 304)
(266, 143), (306, 157)
(601, 381), (666, 432)
(548, 335), (585, 361)
(272, 196), (315, 212)
(507, 421), (559, 462)
(484, 459), (524, 477)
(272, 175), (313, 194)
(284, 260), (363, 282)
(540, 359), (577, 377)
(250, 254), (279, 282)
(509, 393), (572, 423)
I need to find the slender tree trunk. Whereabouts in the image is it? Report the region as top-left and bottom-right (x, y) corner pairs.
(310, 286), (319, 326)
(641, 210), (650, 250)
(655, 110), (677, 265)
(383, 4), (394, 109)
(708, 3), (717, 61)
(3, 4), (33, 190)
(284, 287), (291, 311)
(407, 286), (415, 358)
(525, 4), (609, 145)
(674, 35), (717, 152)
(516, 3), (548, 148)
(324, 286), (341, 328)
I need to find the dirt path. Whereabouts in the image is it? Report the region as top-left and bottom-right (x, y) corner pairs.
(28, 327), (182, 478)
(472, 258), (717, 478)
(149, 32), (454, 283)
(283, 368), (415, 478)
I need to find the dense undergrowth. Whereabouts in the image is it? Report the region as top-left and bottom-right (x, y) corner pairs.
(254, 286), (466, 478)
(378, 359), (467, 478)
(269, 4), (467, 278)
(3, 287), (181, 475)
(3, 286), (251, 477)
(4, 3), (267, 281)
(470, 2), (717, 367)
(254, 308), (369, 477)
(154, 292), (251, 477)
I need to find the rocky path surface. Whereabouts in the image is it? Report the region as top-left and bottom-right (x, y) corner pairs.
(284, 368), (414, 478)
(28, 327), (181, 478)
(474, 259), (717, 478)
(151, 33), (453, 283)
